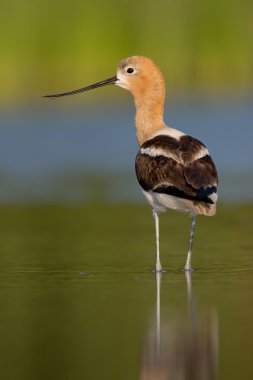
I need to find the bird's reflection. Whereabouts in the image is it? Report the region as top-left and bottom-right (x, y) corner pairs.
(140, 272), (219, 380)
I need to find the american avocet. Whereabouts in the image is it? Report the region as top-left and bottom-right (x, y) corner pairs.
(44, 56), (218, 272)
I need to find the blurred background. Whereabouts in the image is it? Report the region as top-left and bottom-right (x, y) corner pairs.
(1, 2), (253, 379)
(0, 0), (252, 203)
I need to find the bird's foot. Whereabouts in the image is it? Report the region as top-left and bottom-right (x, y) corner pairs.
(182, 266), (194, 272)
(153, 260), (163, 273)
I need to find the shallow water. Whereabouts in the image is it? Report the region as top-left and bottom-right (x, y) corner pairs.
(0, 203), (252, 379)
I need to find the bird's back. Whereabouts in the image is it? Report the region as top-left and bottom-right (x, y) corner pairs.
(135, 129), (218, 216)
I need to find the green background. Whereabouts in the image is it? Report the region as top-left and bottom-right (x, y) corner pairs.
(0, 0), (252, 103)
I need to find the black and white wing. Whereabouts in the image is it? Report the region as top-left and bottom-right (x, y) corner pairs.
(135, 134), (218, 205)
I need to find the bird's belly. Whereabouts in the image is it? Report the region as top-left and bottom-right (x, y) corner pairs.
(142, 190), (216, 216)
(142, 190), (191, 213)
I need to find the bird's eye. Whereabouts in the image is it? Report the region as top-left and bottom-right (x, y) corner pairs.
(127, 67), (134, 74)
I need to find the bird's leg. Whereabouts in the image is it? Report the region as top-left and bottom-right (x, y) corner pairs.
(184, 215), (197, 272)
(153, 211), (163, 272)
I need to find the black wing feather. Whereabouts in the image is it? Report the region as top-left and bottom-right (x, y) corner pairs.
(135, 135), (218, 204)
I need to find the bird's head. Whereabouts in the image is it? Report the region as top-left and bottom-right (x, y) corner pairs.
(43, 56), (165, 105)
(115, 56), (165, 102)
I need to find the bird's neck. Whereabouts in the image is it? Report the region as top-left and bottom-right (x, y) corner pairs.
(134, 93), (166, 145)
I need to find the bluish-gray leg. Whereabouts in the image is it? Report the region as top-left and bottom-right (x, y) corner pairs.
(184, 215), (196, 271)
(153, 211), (163, 272)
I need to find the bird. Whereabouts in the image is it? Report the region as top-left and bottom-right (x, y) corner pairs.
(44, 56), (218, 272)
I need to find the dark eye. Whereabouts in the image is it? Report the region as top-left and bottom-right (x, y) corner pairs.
(127, 67), (134, 74)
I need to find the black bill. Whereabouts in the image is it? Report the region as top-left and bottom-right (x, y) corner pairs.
(43, 75), (118, 99)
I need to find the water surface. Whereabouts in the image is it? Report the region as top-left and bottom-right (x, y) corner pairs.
(0, 203), (252, 379)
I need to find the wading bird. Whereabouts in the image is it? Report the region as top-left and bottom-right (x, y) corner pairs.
(44, 56), (218, 272)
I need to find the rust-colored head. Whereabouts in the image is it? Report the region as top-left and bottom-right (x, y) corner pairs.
(44, 55), (165, 107)
(43, 56), (167, 144)
(116, 56), (165, 106)
(43, 56), (166, 143)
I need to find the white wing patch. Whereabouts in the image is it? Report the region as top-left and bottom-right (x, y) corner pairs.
(140, 144), (209, 164)
(192, 146), (210, 161)
(140, 147), (182, 163)
(208, 192), (218, 203)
